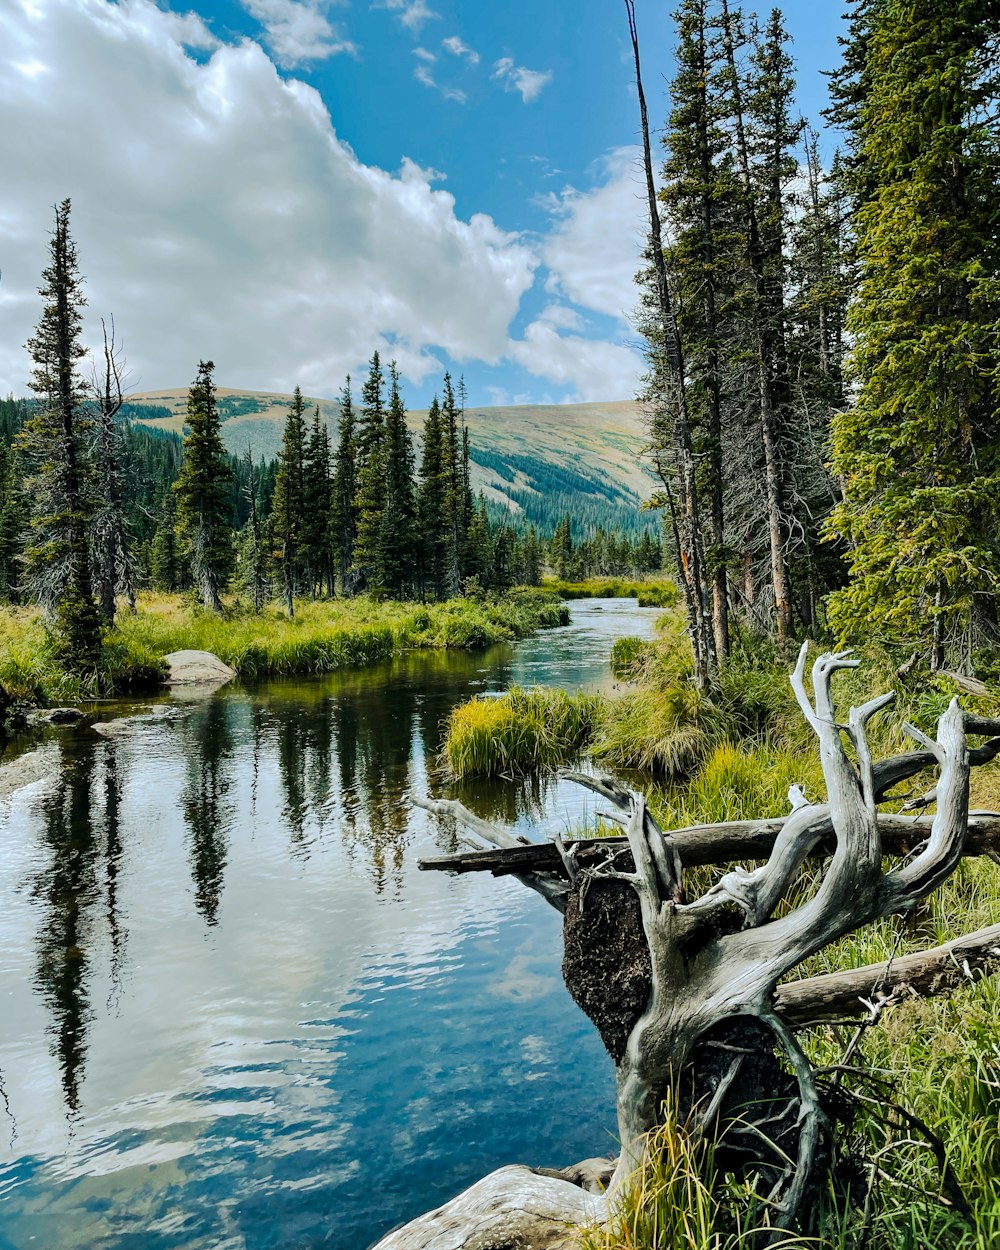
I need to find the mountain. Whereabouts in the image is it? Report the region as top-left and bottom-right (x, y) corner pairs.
(128, 388), (660, 537)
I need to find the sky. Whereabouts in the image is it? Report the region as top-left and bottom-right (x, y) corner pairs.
(1, 0), (847, 409)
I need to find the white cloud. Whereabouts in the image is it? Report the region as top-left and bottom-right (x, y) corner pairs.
(413, 62), (465, 103)
(412, 45), (436, 62)
(243, 0), (356, 68)
(377, 0), (437, 33)
(540, 146), (646, 323)
(0, 0), (537, 397)
(507, 321), (643, 402)
(492, 56), (552, 103)
(537, 303), (584, 332)
(442, 34), (478, 65)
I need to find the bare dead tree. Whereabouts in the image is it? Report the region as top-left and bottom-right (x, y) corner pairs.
(90, 316), (137, 621)
(374, 647), (1000, 1248)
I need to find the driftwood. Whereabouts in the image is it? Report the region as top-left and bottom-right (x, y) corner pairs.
(379, 647), (1000, 1248)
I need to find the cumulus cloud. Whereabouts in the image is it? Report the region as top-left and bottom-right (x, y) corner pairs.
(377, 0), (437, 34)
(0, 0), (537, 396)
(243, 0), (356, 68)
(507, 321), (643, 403)
(492, 56), (552, 103)
(540, 147), (646, 323)
(442, 34), (478, 65)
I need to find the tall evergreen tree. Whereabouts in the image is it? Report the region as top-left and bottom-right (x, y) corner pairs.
(0, 440), (26, 603)
(826, 0), (1000, 666)
(439, 373), (463, 597)
(19, 199), (102, 668)
(353, 353), (387, 589)
(302, 406), (332, 597)
(417, 395), (446, 600)
(271, 386), (308, 615)
(90, 318), (137, 622)
(173, 361), (234, 612)
(331, 376), (358, 595)
(376, 363), (417, 598)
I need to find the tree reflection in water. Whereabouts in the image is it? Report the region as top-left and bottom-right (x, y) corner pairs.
(180, 698), (234, 926)
(30, 733), (125, 1115)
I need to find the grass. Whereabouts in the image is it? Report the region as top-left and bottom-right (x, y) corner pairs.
(543, 577), (681, 608)
(0, 587), (568, 707)
(444, 685), (604, 778)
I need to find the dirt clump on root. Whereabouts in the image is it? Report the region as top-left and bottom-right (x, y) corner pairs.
(562, 876), (650, 1062)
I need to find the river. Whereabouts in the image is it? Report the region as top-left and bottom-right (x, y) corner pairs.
(0, 598), (660, 1250)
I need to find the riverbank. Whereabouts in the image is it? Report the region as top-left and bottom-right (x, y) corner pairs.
(0, 588), (568, 710)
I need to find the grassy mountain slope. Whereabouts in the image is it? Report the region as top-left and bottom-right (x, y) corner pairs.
(129, 388), (658, 535)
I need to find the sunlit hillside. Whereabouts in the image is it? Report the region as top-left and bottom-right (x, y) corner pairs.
(129, 388), (659, 536)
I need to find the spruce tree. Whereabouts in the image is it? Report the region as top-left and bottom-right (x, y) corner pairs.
(173, 361), (234, 611)
(331, 376), (358, 596)
(376, 363), (417, 598)
(417, 396), (446, 600)
(353, 354), (387, 590)
(150, 493), (181, 592)
(302, 406), (332, 597)
(826, 0), (1000, 664)
(19, 199), (102, 668)
(440, 374), (462, 597)
(271, 386), (308, 616)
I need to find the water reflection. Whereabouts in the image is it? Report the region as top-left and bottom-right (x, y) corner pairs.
(1, 600), (661, 1250)
(180, 699), (234, 926)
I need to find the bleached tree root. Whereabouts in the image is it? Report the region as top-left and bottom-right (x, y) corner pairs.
(399, 645), (1000, 1244)
(369, 1164), (608, 1250)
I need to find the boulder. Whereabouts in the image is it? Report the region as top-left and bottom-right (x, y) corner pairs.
(163, 650), (236, 687)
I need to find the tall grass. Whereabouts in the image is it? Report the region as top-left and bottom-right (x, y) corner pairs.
(444, 685), (604, 778)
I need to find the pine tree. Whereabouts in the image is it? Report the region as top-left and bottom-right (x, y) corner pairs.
(90, 318), (137, 621)
(440, 373), (462, 597)
(417, 396), (446, 600)
(19, 199), (103, 668)
(661, 0), (736, 658)
(302, 406), (332, 597)
(353, 353), (387, 590)
(238, 446), (270, 612)
(376, 363), (417, 598)
(173, 361), (234, 611)
(271, 386), (308, 616)
(825, 0), (1000, 665)
(331, 376), (358, 596)
(150, 493), (181, 592)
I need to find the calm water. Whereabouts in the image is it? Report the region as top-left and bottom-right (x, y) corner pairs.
(0, 599), (660, 1250)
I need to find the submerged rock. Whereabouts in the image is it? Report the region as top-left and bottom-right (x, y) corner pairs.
(29, 706), (85, 725)
(163, 650), (236, 687)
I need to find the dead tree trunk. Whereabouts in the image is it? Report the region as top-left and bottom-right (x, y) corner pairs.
(377, 647), (1000, 1248)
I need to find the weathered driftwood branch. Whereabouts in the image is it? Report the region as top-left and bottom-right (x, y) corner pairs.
(418, 812), (1000, 878)
(387, 647), (1000, 1248)
(776, 920), (1000, 1025)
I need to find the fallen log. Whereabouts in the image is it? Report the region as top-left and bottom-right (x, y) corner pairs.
(418, 811), (1000, 878)
(775, 920), (1000, 1025)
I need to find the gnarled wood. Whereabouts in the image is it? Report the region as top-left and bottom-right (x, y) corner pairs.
(403, 646), (997, 1244)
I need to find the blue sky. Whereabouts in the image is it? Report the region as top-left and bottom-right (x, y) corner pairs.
(1, 0), (846, 408)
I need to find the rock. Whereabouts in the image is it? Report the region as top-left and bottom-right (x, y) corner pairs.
(31, 706), (85, 725)
(369, 1164), (606, 1250)
(163, 650), (236, 687)
(92, 705), (182, 737)
(0, 743), (59, 799)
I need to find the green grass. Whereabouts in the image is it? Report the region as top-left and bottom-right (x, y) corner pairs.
(444, 685), (604, 778)
(544, 577), (681, 608)
(0, 587), (568, 706)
